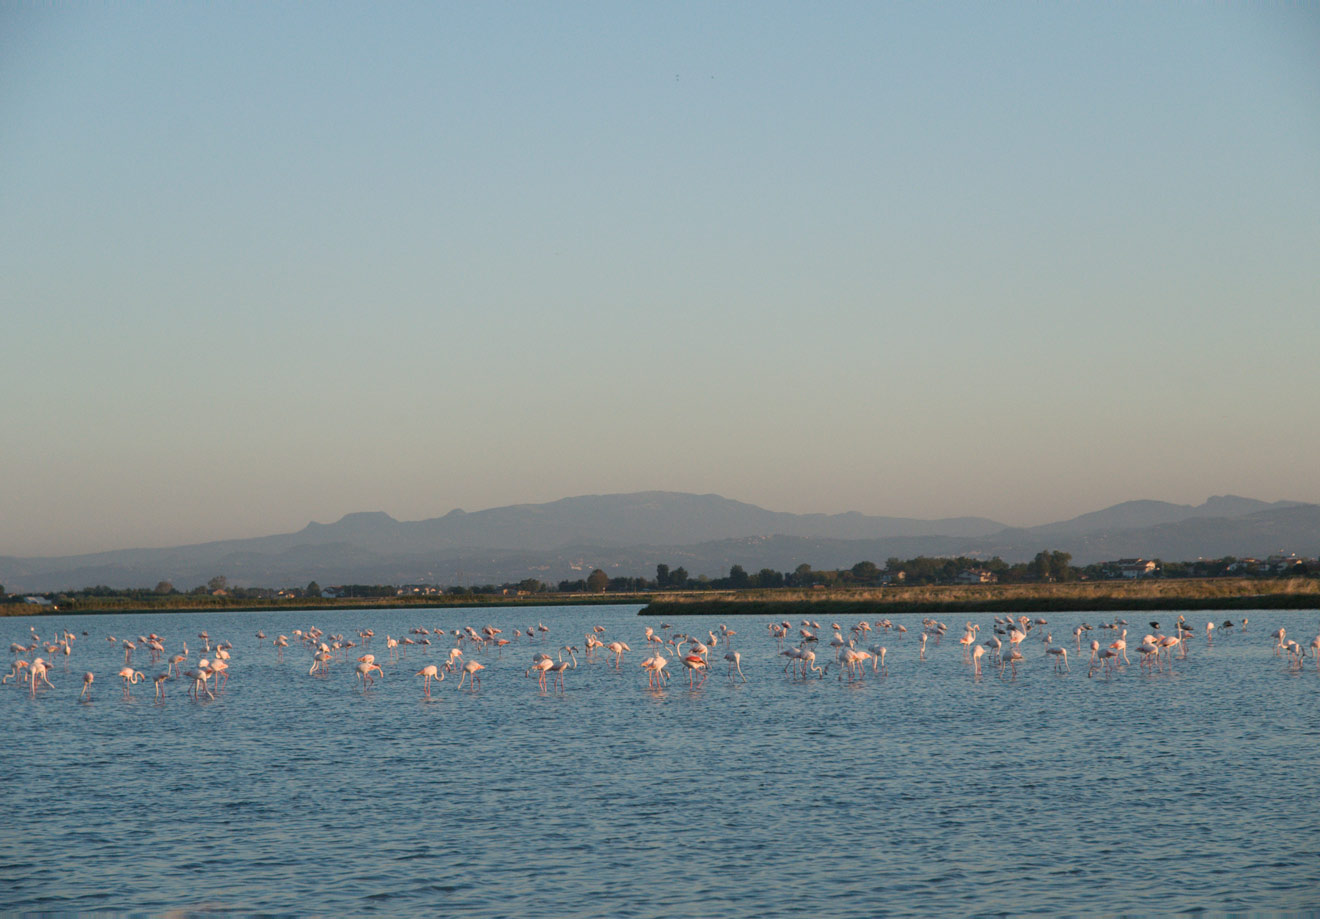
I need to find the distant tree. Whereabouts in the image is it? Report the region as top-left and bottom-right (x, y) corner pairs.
(517, 578), (545, 593)
(586, 569), (610, 593)
(669, 567), (689, 589)
(1049, 550), (1075, 581)
(154, 580), (174, 594)
(1031, 552), (1053, 581)
(755, 568), (784, 588)
(728, 564), (749, 588)
(306, 581), (322, 597)
(207, 575), (228, 592)
(656, 564), (671, 588)
(791, 563), (814, 587)
(851, 561), (880, 583)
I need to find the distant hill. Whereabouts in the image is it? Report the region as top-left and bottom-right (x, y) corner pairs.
(1, 491), (1317, 592)
(1026, 495), (1303, 537)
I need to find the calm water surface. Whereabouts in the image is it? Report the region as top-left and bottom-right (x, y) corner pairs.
(2, 605), (1319, 918)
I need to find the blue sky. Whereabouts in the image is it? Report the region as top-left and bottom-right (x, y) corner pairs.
(3, 2), (1318, 556)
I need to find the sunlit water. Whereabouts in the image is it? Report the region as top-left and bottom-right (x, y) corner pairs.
(2, 605), (1319, 918)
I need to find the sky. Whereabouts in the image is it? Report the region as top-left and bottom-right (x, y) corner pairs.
(2, 2), (1318, 557)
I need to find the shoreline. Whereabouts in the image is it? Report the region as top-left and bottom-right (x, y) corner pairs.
(1, 594), (652, 617)
(637, 578), (1320, 616)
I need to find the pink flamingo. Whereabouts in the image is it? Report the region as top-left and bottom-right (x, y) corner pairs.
(117, 667), (144, 698)
(605, 641), (630, 669)
(682, 653), (709, 687)
(416, 664), (444, 695)
(525, 654), (554, 690)
(641, 652), (670, 688)
(869, 646), (888, 674)
(457, 660), (484, 690)
(445, 648), (464, 672)
(1110, 629), (1129, 665)
(724, 651), (746, 682)
(28, 658), (54, 696)
(356, 660), (383, 688)
(80, 671), (94, 699)
(1136, 640), (1160, 670)
(548, 649), (576, 691)
(798, 650), (825, 679)
(1046, 646), (1069, 673)
(4, 660), (30, 686)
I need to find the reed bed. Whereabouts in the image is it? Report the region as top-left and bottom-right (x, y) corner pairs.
(641, 578), (1320, 616)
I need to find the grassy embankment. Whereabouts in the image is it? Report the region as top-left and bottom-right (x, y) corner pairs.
(639, 578), (1320, 617)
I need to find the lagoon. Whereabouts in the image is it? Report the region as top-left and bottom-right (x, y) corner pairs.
(2, 605), (1318, 917)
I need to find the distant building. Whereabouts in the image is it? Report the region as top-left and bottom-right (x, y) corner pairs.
(955, 569), (997, 584)
(1117, 558), (1157, 578)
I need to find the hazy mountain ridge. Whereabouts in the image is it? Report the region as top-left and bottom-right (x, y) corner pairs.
(2, 492), (1317, 592)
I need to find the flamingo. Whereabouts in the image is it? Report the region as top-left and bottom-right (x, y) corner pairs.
(959, 625), (979, 658)
(780, 647), (803, 673)
(681, 653), (709, 687)
(416, 664), (444, 695)
(80, 672), (94, 699)
(28, 658), (54, 696)
(1136, 640), (1160, 670)
(724, 651), (746, 683)
(1046, 646), (1069, 673)
(605, 641), (630, 669)
(185, 667), (214, 700)
(154, 673), (169, 699)
(1158, 634), (1182, 661)
(457, 661), (484, 690)
(641, 652), (670, 688)
(525, 655), (554, 690)
(548, 649), (576, 691)
(356, 660), (383, 688)
(1090, 647), (1119, 677)
(868, 646), (888, 674)
(971, 644), (985, 676)
(118, 667), (144, 697)
(1110, 629), (1129, 665)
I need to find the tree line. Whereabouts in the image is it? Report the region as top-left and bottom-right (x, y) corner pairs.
(3, 552), (1316, 606)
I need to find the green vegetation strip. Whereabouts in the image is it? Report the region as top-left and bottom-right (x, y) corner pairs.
(2, 594), (652, 617)
(641, 592), (1320, 617)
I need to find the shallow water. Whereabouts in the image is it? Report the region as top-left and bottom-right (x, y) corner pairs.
(2, 606), (1319, 917)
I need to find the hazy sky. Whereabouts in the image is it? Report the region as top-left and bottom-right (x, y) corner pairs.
(3, 2), (1318, 557)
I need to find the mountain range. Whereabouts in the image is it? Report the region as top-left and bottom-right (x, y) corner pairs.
(1, 492), (1316, 593)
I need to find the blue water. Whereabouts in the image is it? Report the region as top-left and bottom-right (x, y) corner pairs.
(2, 606), (1319, 918)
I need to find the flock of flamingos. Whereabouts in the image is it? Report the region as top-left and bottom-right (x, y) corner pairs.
(5, 611), (1319, 701)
